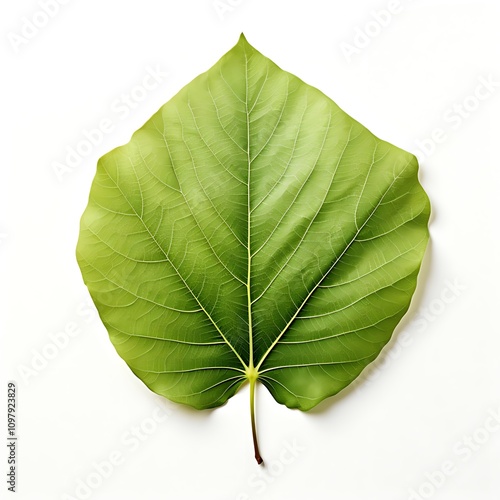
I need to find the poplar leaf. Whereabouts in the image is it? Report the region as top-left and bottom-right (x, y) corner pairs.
(77, 34), (430, 463)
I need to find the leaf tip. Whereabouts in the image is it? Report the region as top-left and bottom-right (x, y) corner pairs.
(238, 32), (252, 49)
(234, 33), (257, 57)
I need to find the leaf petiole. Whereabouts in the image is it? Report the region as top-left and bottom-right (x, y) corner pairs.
(248, 368), (263, 464)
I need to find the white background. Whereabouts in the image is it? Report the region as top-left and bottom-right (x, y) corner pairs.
(1, 1), (500, 499)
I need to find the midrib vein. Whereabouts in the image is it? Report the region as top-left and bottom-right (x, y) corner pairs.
(245, 52), (254, 371)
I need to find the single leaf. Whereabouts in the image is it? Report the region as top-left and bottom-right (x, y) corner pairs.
(77, 34), (430, 463)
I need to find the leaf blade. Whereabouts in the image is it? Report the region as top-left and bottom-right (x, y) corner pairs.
(77, 34), (430, 419)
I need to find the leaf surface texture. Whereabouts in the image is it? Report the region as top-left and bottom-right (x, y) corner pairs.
(77, 35), (430, 415)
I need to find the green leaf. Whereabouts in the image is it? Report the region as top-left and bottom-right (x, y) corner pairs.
(77, 34), (430, 463)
